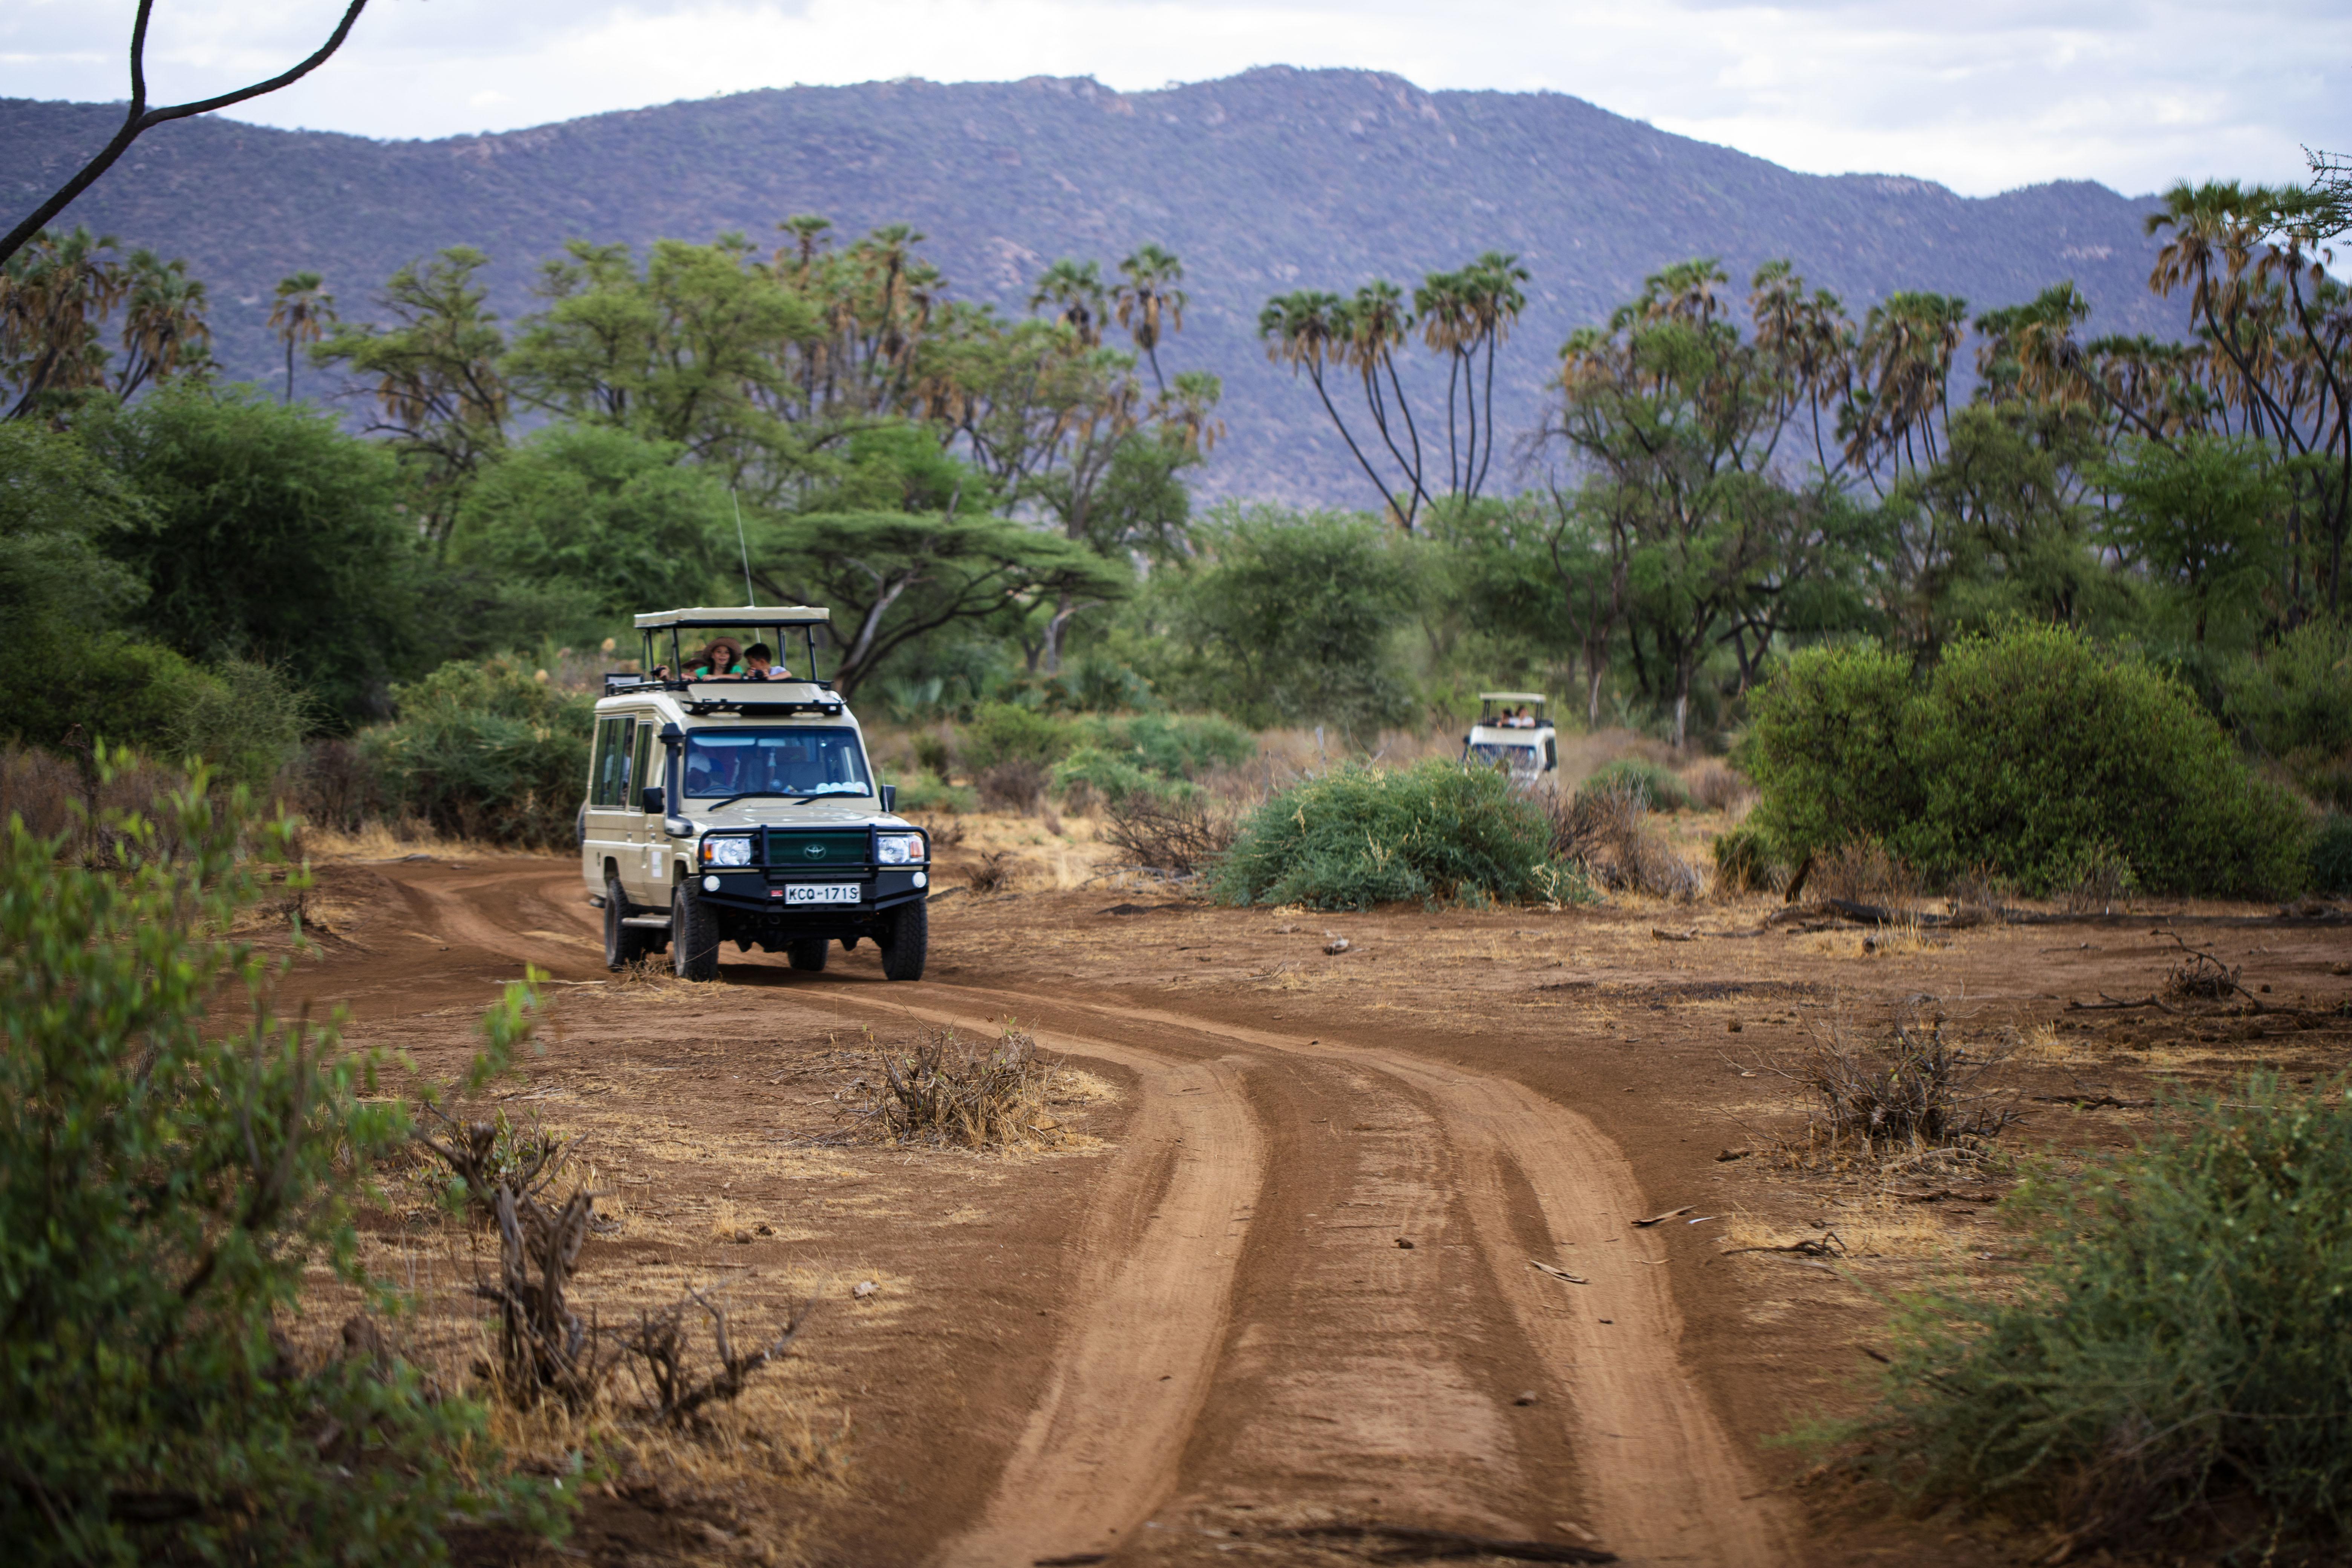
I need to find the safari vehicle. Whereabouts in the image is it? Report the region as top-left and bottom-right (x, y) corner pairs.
(1462, 691), (1558, 781)
(579, 605), (929, 982)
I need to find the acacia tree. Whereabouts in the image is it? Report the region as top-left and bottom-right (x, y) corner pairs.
(0, 0), (371, 270)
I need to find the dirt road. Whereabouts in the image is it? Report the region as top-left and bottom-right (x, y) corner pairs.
(289, 852), (2352, 1567)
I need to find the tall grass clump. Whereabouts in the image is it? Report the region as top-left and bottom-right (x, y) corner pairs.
(1214, 759), (1557, 910)
(1853, 1075), (2352, 1556)
(1743, 623), (2308, 896)
(0, 753), (569, 1563)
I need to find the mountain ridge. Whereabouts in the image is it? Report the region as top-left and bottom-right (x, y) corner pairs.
(0, 68), (2176, 502)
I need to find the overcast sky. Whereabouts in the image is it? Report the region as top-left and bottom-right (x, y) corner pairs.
(3, 0), (2345, 198)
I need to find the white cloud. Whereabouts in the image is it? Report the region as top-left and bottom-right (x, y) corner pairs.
(1, 0), (2343, 195)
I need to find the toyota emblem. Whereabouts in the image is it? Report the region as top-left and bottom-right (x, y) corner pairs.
(802, 842), (825, 860)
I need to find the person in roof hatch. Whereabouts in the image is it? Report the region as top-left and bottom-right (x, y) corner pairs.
(741, 642), (792, 681)
(692, 639), (742, 678)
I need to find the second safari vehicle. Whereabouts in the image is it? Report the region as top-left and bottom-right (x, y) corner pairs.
(580, 605), (930, 982)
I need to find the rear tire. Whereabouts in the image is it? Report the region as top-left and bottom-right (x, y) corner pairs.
(877, 899), (928, 982)
(671, 879), (720, 981)
(787, 937), (829, 972)
(604, 873), (649, 972)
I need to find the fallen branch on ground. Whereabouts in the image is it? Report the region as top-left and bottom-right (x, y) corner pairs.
(1721, 1233), (1847, 1259)
(1631, 1205), (1695, 1227)
(1529, 1260), (1588, 1285)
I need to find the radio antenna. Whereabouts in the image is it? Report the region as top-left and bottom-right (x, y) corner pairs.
(730, 488), (755, 603)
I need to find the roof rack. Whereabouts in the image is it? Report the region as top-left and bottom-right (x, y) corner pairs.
(634, 605), (831, 630)
(1478, 691), (1548, 704)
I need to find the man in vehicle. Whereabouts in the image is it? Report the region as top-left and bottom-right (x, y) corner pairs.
(740, 642), (790, 681)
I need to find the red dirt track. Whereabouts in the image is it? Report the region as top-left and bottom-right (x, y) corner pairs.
(286, 853), (2352, 1568)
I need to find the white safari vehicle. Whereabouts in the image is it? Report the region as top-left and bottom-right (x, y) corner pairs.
(1462, 691), (1559, 781)
(579, 605), (929, 982)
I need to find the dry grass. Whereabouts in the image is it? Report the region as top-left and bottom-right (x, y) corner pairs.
(1098, 791), (1236, 877)
(1688, 762), (1751, 813)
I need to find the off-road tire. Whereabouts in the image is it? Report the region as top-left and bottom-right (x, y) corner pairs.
(787, 937), (829, 972)
(671, 879), (721, 981)
(603, 873), (650, 971)
(877, 898), (928, 982)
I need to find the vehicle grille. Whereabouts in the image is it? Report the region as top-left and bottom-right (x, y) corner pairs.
(763, 828), (868, 868)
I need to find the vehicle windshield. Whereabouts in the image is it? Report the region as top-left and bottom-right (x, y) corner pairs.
(1467, 742), (1539, 770)
(683, 727), (871, 800)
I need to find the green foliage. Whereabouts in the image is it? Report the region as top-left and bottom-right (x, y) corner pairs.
(1858, 1075), (2352, 1552)
(1214, 759), (1556, 910)
(1710, 822), (1782, 893)
(167, 657), (309, 792)
(1743, 624), (2308, 896)
(80, 384), (428, 728)
(0, 762), (568, 1563)
(1150, 504), (1415, 740)
(887, 772), (976, 815)
(1581, 756), (1692, 811)
(2099, 434), (2283, 648)
(451, 423), (727, 624)
(363, 656), (594, 847)
(2311, 815), (2352, 895)
(2220, 617), (2352, 810)
(959, 703), (1082, 772)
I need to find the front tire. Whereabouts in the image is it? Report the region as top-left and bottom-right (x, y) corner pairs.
(787, 937), (829, 972)
(604, 873), (650, 972)
(878, 898), (928, 982)
(671, 879), (720, 981)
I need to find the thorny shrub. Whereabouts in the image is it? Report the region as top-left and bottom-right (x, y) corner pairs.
(1753, 1006), (2021, 1161)
(1100, 789), (1236, 878)
(838, 1025), (1067, 1149)
(1850, 1075), (2352, 1557)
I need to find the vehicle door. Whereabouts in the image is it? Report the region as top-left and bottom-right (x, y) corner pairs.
(622, 717), (668, 904)
(582, 712), (643, 898)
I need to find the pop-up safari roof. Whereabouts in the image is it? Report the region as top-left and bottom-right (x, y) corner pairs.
(634, 605), (831, 629)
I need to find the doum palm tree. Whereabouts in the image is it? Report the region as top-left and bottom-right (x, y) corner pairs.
(268, 270), (335, 403)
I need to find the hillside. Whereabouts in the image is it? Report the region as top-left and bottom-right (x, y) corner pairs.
(0, 68), (2175, 502)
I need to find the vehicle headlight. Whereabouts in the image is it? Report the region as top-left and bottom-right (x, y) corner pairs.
(874, 833), (924, 866)
(701, 836), (753, 867)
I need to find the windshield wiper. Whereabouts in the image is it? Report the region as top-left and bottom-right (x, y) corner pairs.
(691, 790), (799, 811)
(788, 784), (871, 804)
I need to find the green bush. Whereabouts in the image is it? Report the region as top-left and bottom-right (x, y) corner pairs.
(1710, 822), (1783, 893)
(889, 772), (977, 816)
(1107, 712), (1256, 779)
(363, 656), (594, 847)
(1854, 1075), (2352, 1553)
(957, 703), (1081, 773)
(1743, 624), (2309, 896)
(1582, 756), (1692, 811)
(2312, 814), (2352, 895)
(1214, 759), (1557, 910)
(1052, 744), (1180, 811)
(2220, 617), (2352, 810)
(171, 657), (309, 792)
(0, 760), (567, 1563)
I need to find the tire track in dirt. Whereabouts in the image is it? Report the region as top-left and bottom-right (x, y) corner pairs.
(846, 997), (1267, 1568)
(394, 867), (1782, 1563)
(907, 983), (1790, 1568)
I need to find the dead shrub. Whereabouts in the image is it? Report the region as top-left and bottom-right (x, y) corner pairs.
(1813, 838), (1920, 910)
(2061, 841), (2139, 915)
(280, 738), (380, 833)
(966, 850), (1014, 893)
(415, 1105), (578, 1219)
(1100, 791), (1236, 878)
(619, 1287), (813, 1430)
(2162, 937), (2244, 1003)
(1691, 763), (1751, 813)
(1946, 862), (2014, 920)
(473, 1185), (607, 1410)
(838, 1024), (1063, 1148)
(1754, 1006), (2021, 1162)
(975, 758), (1048, 813)
(925, 816), (967, 849)
(1548, 780), (1700, 900)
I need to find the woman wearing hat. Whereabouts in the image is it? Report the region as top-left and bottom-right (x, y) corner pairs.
(692, 638), (744, 678)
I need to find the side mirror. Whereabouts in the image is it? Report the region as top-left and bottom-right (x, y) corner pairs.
(640, 784), (666, 815)
(879, 783), (897, 813)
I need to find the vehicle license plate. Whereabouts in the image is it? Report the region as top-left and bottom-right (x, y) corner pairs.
(784, 883), (860, 905)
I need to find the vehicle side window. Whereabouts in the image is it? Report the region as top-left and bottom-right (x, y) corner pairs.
(1544, 737), (1558, 770)
(590, 717), (631, 807)
(631, 723), (655, 810)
